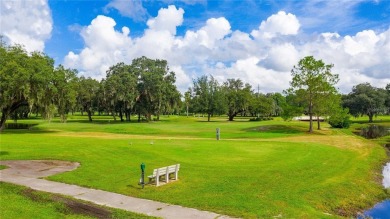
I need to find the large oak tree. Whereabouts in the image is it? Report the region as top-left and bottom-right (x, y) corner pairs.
(342, 83), (387, 122)
(0, 44), (55, 131)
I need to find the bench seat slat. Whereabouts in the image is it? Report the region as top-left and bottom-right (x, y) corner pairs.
(147, 164), (180, 186)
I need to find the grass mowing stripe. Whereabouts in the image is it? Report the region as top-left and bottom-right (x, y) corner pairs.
(1, 116), (389, 218)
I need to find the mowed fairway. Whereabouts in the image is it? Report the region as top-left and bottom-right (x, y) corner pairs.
(1, 116), (389, 218)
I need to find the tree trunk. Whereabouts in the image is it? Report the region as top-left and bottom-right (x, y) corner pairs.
(368, 113), (373, 123)
(111, 110), (117, 121)
(119, 110), (124, 122)
(208, 113), (211, 122)
(87, 110), (92, 122)
(0, 101), (28, 132)
(0, 109), (9, 132)
(228, 115), (234, 121)
(125, 110), (130, 121)
(138, 112), (141, 123)
(186, 105), (189, 117)
(309, 114), (313, 132)
(308, 100), (313, 133)
(317, 116), (321, 130)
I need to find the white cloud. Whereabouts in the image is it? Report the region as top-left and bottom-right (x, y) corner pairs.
(343, 30), (380, 56)
(261, 43), (300, 72)
(251, 11), (300, 39)
(147, 5), (184, 35)
(0, 0), (52, 52)
(300, 28), (390, 92)
(63, 9), (390, 94)
(63, 15), (132, 78)
(170, 65), (192, 91)
(104, 0), (147, 21)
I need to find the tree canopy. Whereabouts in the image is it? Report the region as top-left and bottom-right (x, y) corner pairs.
(222, 78), (252, 121)
(0, 42), (181, 131)
(342, 83), (388, 122)
(285, 56), (339, 132)
(0, 44), (57, 130)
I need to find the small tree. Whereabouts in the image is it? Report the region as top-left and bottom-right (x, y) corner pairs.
(223, 78), (252, 121)
(191, 75), (226, 121)
(328, 107), (351, 128)
(52, 65), (78, 122)
(285, 56), (339, 132)
(77, 77), (100, 122)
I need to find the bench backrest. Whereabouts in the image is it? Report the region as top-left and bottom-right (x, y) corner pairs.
(151, 164), (180, 177)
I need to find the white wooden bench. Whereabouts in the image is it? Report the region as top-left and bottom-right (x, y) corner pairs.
(148, 164), (180, 186)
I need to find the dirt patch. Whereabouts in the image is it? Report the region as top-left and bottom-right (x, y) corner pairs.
(0, 160), (80, 178)
(23, 188), (112, 218)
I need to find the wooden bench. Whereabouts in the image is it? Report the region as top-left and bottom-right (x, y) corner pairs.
(148, 164), (180, 186)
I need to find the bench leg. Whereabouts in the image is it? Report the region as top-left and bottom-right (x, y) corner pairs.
(156, 168), (160, 186)
(174, 164), (179, 180)
(174, 171), (178, 180)
(165, 167), (169, 183)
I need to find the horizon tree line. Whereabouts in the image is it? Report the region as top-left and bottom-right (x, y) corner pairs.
(1, 42), (389, 132)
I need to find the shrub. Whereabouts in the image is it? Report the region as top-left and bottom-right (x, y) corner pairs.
(249, 117), (273, 121)
(328, 108), (351, 128)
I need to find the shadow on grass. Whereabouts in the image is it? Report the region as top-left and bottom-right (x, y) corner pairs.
(127, 184), (145, 190)
(1, 128), (59, 135)
(0, 151), (10, 156)
(63, 119), (164, 124)
(351, 118), (390, 124)
(243, 125), (303, 134)
(196, 120), (220, 123)
(4, 123), (38, 129)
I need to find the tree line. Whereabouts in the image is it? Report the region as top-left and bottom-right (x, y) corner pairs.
(0, 43), (181, 131)
(1, 42), (390, 132)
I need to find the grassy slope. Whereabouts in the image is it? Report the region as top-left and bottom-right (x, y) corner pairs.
(0, 115), (389, 218)
(0, 182), (155, 219)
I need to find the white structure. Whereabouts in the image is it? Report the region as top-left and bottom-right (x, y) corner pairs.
(148, 164), (180, 186)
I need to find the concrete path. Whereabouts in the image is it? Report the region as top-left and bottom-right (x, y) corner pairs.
(0, 160), (234, 219)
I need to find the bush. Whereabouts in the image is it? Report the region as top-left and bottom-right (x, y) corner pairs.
(328, 108), (351, 128)
(249, 117), (273, 121)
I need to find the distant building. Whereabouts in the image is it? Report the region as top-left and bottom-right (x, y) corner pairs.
(293, 116), (325, 121)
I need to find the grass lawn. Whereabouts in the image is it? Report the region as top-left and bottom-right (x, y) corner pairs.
(1, 115), (389, 218)
(0, 182), (157, 219)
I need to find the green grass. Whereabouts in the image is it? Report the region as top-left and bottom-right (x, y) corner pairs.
(0, 182), (156, 219)
(1, 115), (389, 218)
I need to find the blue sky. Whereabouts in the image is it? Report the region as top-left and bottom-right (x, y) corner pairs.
(1, 0), (390, 93)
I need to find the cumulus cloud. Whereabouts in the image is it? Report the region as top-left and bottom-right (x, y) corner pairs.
(300, 28), (390, 92)
(147, 5), (184, 35)
(0, 0), (52, 52)
(261, 43), (300, 72)
(63, 15), (132, 78)
(63, 8), (390, 94)
(251, 11), (300, 39)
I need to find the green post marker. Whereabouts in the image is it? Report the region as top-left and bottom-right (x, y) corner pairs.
(140, 163), (145, 189)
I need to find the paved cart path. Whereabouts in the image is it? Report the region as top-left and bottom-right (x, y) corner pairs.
(0, 160), (235, 219)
